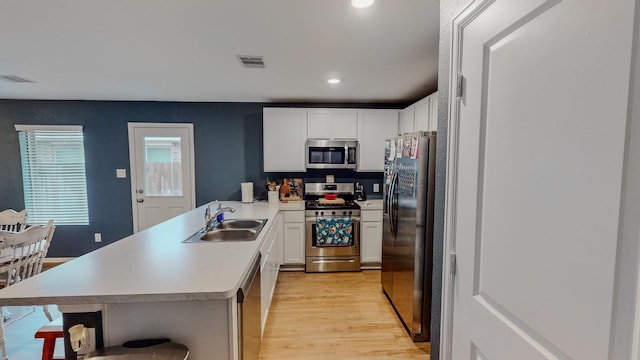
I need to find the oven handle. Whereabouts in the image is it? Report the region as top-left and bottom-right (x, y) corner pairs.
(305, 216), (361, 222)
(310, 259), (356, 264)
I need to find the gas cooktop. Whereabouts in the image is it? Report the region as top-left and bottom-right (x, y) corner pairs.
(304, 182), (361, 214)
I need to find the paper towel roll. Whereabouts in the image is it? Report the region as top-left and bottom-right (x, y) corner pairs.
(241, 182), (254, 203)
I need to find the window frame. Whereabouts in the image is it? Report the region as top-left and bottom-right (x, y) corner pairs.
(15, 124), (90, 225)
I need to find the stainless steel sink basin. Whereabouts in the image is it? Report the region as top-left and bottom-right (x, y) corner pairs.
(200, 229), (257, 241)
(183, 219), (267, 243)
(215, 219), (266, 230)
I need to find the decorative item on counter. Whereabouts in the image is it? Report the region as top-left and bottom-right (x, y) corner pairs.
(280, 178), (291, 200)
(279, 178), (303, 202)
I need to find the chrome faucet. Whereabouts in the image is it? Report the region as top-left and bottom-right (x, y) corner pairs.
(204, 202), (236, 231)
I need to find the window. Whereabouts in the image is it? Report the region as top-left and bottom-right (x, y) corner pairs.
(15, 125), (89, 225)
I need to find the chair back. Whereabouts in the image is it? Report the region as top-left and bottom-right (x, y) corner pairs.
(0, 209), (28, 232)
(0, 220), (54, 286)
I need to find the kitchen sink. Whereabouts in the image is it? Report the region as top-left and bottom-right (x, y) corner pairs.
(183, 219), (267, 243)
(200, 229), (257, 241)
(215, 219), (265, 230)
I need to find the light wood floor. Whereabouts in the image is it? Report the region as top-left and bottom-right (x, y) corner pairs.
(259, 270), (430, 360)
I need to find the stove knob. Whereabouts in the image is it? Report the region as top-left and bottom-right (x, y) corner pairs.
(315, 211), (319, 216)
(342, 211), (347, 216)
(320, 211), (325, 216)
(331, 211), (336, 216)
(348, 211), (353, 216)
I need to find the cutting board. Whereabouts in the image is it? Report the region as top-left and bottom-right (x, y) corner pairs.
(318, 198), (345, 204)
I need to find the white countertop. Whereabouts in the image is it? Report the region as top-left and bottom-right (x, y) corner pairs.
(0, 201), (282, 305)
(356, 199), (384, 210)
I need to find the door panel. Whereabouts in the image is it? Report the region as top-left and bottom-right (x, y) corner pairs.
(449, 0), (635, 359)
(129, 124), (195, 232)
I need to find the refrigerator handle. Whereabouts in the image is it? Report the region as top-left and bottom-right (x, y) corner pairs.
(389, 171), (398, 236)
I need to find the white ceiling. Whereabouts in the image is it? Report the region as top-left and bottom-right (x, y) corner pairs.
(0, 0), (440, 104)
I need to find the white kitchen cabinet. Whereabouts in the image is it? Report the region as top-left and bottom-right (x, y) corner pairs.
(263, 108), (307, 172)
(260, 213), (282, 335)
(361, 209), (383, 267)
(357, 109), (399, 172)
(307, 108), (358, 139)
(414, 96), (431, 132)
(428, 92), (438, 132)
(398, 105), (415, 134)
(399, 91), (438, 133)
(281, 210), (305, 266)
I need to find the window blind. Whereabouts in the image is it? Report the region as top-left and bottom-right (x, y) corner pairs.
(16, 125), (89, 225)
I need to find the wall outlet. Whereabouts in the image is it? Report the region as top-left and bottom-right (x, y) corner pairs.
(373, 183), (380, 193)
(116, 168), (127, 178)
(94, 233), (102, 242)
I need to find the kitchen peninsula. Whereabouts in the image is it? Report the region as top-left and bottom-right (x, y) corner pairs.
(0, 201), (300, 360)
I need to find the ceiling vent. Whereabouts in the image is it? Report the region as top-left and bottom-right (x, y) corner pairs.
(237, 56), (265, 68)
(0, 75), (34, 83)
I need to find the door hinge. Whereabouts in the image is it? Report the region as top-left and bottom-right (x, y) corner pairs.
(449, 252), (457, 276)
(456, 74), (464, 98)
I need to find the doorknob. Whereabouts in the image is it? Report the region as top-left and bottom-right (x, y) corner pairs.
(137, 198), (144, 203)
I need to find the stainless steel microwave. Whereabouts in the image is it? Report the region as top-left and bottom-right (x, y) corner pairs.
(305, 140), (357, 169)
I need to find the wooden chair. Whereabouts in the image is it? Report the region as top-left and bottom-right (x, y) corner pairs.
(0, 221), (55, 360)
(0, 209), (27, 232)
(0, 210), (55, 320)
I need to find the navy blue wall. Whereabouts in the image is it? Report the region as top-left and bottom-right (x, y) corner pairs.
(0, 100), (389, 257)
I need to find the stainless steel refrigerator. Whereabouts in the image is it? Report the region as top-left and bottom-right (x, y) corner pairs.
(381, 131), (436, 342)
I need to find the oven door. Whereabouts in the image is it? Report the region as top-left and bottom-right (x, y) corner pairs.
(305, 215), (361, 272)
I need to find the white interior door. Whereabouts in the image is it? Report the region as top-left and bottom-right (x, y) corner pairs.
(444, 0), (636, 359)
(128, 123), (195, 232)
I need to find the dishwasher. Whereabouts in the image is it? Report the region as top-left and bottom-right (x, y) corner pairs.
(237, 254), (261, 360)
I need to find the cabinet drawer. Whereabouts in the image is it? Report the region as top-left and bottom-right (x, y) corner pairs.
(283, 211), (304, 223)
(362, 210), (383, 222)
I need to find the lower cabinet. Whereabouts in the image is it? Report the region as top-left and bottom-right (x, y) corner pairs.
(281, 210), (305, 267)
(260, 213), (282, 335)
(360, 209), (383, 268)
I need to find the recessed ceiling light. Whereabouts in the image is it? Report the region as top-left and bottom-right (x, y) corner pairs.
(351, 0), (375, 9)
(328, 78), (341, 85)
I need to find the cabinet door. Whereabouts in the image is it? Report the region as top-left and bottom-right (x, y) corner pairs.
(361, 220), (382, 264)
(283, 223), (305, 264)
(414, 96), (431, 131)
(263, 108), (307, 171)
(428, 92), (438, 132)
(398, 105), (415, 134)
(357, 110), (398, 172)
(307, 109), (331, 139)
(330, 110), (358, 139)
(260, 248), (272, 333)
(308, 109), (358, 139)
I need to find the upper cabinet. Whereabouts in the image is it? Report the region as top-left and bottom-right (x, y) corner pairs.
(428, 93), (438, 131)
(398, 105), (415, 134)
(263, 108), (308, 172)
(414, 96), (431, 131)
(357, 110), (399, 172)
(263, 107), (397, 173)
(398, 91), (438, 133)
(307, 109), (358, 139)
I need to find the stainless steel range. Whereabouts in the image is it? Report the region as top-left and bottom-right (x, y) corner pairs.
(304, 182), (361, 272)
